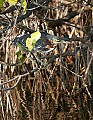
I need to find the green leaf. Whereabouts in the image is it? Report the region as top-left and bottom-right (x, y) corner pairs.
(31, 31), (41, 41)
(16, 51), (22, 59)
(26, 31), (41, 51)
(26, 38), (33, 51)
(17, 43), (26, 52)
(26, 38), (37, 51)
(0, 0), (4, 8)
(16, 51), (25, 62)
(21, 0), (27, 14)
(5, 0), (18, 5)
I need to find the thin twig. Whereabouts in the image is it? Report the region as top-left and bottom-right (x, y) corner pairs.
(82, 54), (93, 98)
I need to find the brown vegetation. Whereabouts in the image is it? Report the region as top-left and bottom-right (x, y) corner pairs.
(0, 0), (93, 120)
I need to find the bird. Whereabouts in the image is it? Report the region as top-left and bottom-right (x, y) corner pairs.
(12, 31), (69, 54)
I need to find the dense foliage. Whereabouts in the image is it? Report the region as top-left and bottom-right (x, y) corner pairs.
(0, 0), (93, 120)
